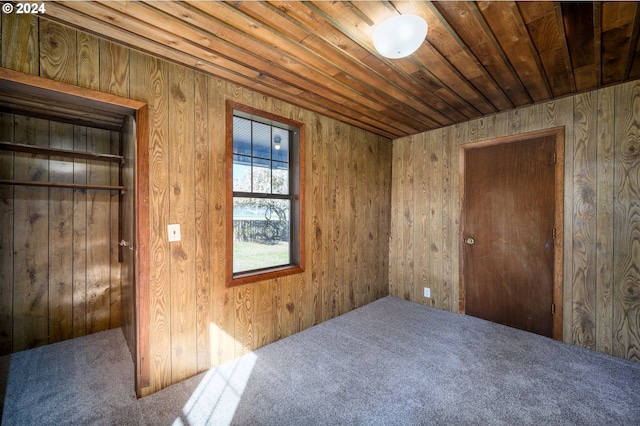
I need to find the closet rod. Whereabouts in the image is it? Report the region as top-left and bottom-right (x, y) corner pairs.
(0, 141), (125, 164)
(0, 179), (125, 194)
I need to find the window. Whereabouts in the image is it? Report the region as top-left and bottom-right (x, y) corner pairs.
(226, 101), (304, 286)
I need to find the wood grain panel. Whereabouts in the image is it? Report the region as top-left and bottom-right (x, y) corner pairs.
(319, 113), (331, 323)
(99, 39), (129, 98)
(272, 277), (283, 342)
(252, 279), (273, 350)
(86, 127), (112, 334)
(337, 123), (350, 314)
(1, 14), (38, 74)
(100, 33), (129, 336)
(12, 115), (49, 352)
(345, 126), (357, 312)
(368, 130), (380, 304)
(129, 51), (172, 390)
(310, 112), (324, 321)
(279, 276), (295, 340)
(429, 131), (444, 308)
(596, 86), (615, 355)
(279, 100), (303, 339)
(389, 139), (402, 299)
(613, 81), (640, 362)
(77, 32), (99, 90)
(39, 20), (77, 85)
(402, 136), (414, 302)
(521, 103), (543, 133)
(48, 121), (74, 343)
(209, 76), (235, 368)
(357, 127), (372, 307)
(378, 137), (392, 301)
(168, 63), (197, 382)
(328, 121), (342, 318)
(411, 134), (426, 304)
(441, 126), (455, 311)
(571, 92), (597, 349)
(71, 125), (87, 338)
(228, 83), (254, 352)
(72, 125), (88, 338)
(299, 105), (314, 332)
(234, 284), (253, 356)
(376, 135), (389, 303)
(194, 71), (210, 373)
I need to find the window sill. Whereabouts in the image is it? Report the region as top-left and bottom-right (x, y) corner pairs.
(227, 264), (305, 287)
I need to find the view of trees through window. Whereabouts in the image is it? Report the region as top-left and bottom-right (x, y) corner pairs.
(232, 115), (293, 273)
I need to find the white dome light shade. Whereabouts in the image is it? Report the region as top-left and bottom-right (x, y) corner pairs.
(373, 15), (428, 59)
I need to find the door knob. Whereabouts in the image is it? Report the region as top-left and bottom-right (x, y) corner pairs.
(464, 237), (475, 245)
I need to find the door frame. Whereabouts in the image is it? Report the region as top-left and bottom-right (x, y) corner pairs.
(458, 126), (565, 340)
(0, 67), (150, 396)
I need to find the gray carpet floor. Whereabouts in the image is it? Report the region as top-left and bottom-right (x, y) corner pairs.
(1, 296), (639, 425)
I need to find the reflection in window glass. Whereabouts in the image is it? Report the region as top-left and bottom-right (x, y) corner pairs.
(272, 127), (289, 162)
(233, 117), (251, 156)
(273, 162), (289, 194)
(252, 122), (271, 159)
(233, 155), (251, 192)
(252, 158), (271, 194)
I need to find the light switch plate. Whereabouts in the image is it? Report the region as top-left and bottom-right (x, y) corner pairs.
(423, 287), (431, 298)
(168, 224), (181, 242)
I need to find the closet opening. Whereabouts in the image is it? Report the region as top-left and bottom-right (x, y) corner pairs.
(0, 67), (149, 397)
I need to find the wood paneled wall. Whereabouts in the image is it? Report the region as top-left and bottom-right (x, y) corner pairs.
(390, 82), (640, 363)
(1, 15), (392, 395)
(0, 112), (121, 354)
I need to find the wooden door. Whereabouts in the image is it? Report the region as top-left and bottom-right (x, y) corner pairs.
(120, 115), (136, 359)
(461, 133), (560, 338)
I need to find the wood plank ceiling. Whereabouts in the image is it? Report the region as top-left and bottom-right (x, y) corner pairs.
(42, 1), (640, 139)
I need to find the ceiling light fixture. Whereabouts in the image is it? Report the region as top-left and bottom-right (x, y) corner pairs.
(373, 14), (428, 59)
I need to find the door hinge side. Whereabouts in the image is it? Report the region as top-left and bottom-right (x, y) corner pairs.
(552, 228), (556, 239)
(552, 303), (556, 315)
(552, 152), (557, 164)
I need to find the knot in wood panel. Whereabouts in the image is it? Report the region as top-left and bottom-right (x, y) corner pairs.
(172, 247), (188, 260)
(170, 84), (186, 103)
(621, 279), (640, 303)
(623, 140), (640, 161)
(286, 302), (294, 313)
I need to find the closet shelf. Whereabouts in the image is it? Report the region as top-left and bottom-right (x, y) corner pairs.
(0, 179), (125, 194)
(0, 141), (125, 164)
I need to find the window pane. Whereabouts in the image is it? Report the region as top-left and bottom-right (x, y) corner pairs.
(252, 158), (271, 193)
(272, 128), (289, 162)
(272, 161), (289, 194)
(233, 155), (251, 192)
(233, 197), (291, 273)
(233, 117), (252, 156)
(252, 122), (271, 159)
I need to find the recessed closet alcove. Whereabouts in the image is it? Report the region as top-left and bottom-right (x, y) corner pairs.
(0, 67), (149, 397)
